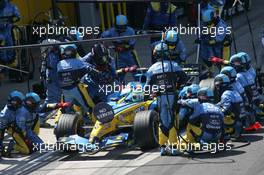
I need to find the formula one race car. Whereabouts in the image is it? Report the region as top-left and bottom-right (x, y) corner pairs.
(53, 64), (201, 154)
(53, 68), (159, 153)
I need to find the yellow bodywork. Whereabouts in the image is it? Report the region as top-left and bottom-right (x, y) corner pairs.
(54, 108), (63, 124)
(89, 100), (155, 143)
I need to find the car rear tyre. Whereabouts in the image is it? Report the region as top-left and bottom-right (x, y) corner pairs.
(134, 110), (159, 150)
(55, 114), (84, 139)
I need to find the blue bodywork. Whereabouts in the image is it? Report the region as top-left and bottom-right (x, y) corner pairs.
(61, 133), (129, 153)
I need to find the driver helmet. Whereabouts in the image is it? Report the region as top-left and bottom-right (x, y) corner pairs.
(201, 5), (215, 23)
(91, 43), (110, 66)
(220, 66), (237, 83)
(164, 29), (178, 49)
(186, 84), (200, 99)
(24, 92), (41, 112)
(131, 87), (144, 102)
(115, 15), (128, 33)
(60, 44), (77, 59)
(238, 52), (251, 70)
(197, 87), (214, 103)
(230, 53), (247, 73)
(7, 91), (25, 111)
(153, 42), (170, 61)
(214, 74), (231, 93)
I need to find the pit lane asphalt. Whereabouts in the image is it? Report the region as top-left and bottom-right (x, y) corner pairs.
(1, 0), (264, 174)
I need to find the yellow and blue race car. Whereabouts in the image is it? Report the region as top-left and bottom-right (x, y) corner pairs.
(54, 64), (201, 154)
(54, 70), (159, 154)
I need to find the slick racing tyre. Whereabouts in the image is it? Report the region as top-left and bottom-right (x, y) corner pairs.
(55, 114), (84, 139)
(134, 110), (159, 150)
